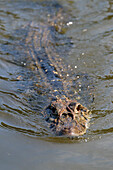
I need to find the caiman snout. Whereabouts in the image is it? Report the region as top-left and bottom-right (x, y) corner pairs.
(45, 98), (91, 137)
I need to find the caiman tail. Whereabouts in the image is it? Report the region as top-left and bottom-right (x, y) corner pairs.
(24, 3), (91, 137)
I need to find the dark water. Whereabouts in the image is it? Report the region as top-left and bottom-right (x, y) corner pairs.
(0, 0), (113, 169)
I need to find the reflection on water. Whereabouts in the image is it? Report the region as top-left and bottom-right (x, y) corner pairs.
(0, 0), (113, 144)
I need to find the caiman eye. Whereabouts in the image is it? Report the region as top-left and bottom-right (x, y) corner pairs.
(68, 113), (73, 119)
(62, 113), (67, 117)
(76, 104), (81, 111)
(68, 102), (76, 111)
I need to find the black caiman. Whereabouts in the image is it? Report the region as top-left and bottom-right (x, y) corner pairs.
(18, 2), (91, 137)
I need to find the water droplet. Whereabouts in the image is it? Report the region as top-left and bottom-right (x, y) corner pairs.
(85, 139), (87, 142)
(67, 21), (73, 26)
(83, 29), (87, 32)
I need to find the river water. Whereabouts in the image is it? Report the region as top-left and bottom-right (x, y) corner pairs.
(0, 0), (113, 169)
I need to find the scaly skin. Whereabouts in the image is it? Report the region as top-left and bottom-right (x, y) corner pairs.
(22, 6), (91, 136)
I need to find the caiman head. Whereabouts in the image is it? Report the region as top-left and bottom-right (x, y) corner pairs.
(45, 98), (91, 137)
